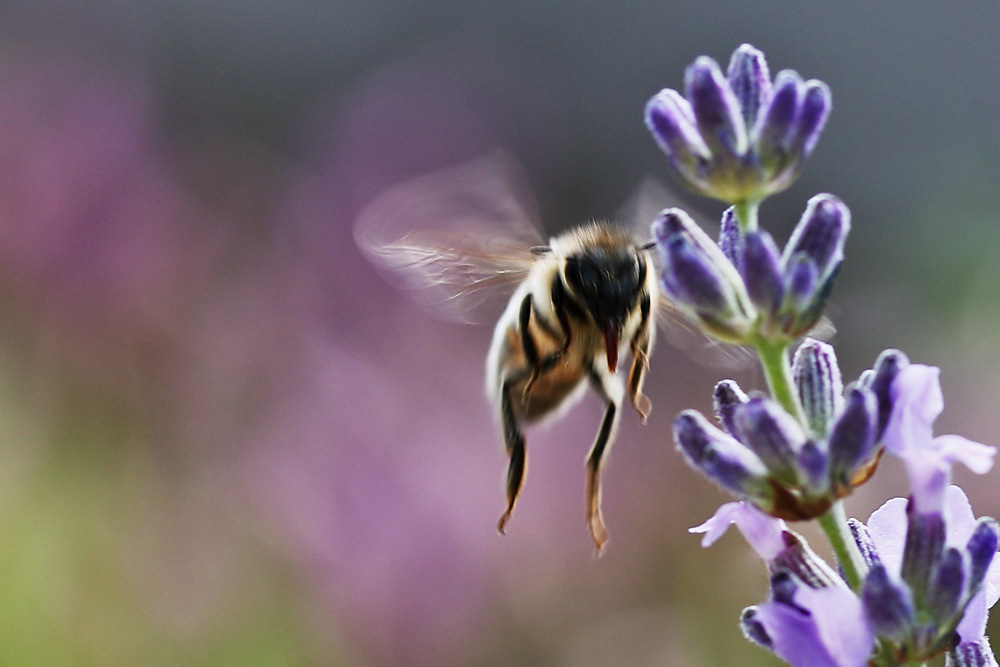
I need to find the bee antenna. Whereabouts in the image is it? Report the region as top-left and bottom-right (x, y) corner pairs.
(640, 240), (657, 251)
(530, 245), (551, 256)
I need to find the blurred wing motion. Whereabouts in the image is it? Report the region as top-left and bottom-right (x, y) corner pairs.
(354, 150), (546, 324)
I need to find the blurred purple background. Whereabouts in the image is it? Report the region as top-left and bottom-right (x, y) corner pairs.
(0, 2), (998, 665)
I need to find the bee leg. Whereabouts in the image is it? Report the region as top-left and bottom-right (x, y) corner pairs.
(627, 293), (653, 423)
(497, 378), (526, 535)
(585, 367), (623, 554)
(518, 294), (543, 398)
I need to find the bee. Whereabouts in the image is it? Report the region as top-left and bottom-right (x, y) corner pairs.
(356, 152), (666, 553)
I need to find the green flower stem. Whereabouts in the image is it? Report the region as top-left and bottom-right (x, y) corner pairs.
(754, 337), (869, 593)
(733, 199), (760, 232)
(816, 500), (866, 592)
(752, 338), (803, 423)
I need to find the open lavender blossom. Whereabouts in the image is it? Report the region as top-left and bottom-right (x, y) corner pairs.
(882, 364), (996, 513)
(645, 44), (831, 205)
(675, 343), (906, 520)
(693, 502), (875, 666)
(852, 487), (1000, 662)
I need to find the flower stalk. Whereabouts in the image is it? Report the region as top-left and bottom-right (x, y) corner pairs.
(647, 44), (999, 667)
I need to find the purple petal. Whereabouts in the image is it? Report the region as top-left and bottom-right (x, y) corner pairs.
(754, 580), (874, 667)
(865, 497), (908, 575)
(936, 435), (996, 475)
(884, 365), (943, 454)
(689, 500), (786, 560)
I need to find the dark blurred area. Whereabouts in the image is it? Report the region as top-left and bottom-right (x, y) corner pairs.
(0, 1), (997, 665)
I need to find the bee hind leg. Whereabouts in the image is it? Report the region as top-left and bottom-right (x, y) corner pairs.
(497, 378), (526, 535)
(585, 367), (623, 555)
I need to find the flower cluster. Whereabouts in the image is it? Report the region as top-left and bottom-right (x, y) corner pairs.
(651, 194), (849, 345)
(645, 45), (1000, 667)
(645, 44), (831, 205)
(675, 341), (904, 521)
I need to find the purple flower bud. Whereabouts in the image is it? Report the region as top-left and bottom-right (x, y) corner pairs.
(660, 234), (731, 312)
(644, 89), (711, 193)
(847, 517), (882, 570)
(727, 44), (772, 131)
(770, 531), (841, 589)
(674, 410), (772, 500)
(796, 440), (828, 495)
(717, 206), (743, 272)
(863, 564), (916, 642)
(713, 379), (748, 436)
(792, 339), (843, 438)
(732, 397), (808, 485)
(754, 70), (802, 161)
(966, 518), (999, 597)
(860, 348), (910, 439)
(743, 229), (784, 315)
(789, 80), (832, 159)
(686, 56), (749, 157)
(928, 547), (965, 628)
(652, 208), (755, 341)
(782, 194), (850, 278)
(902, 506), (946, 607)
(827, 387), (878, 492)
(782, 254), (819, 312)
(947, 639), (1000, 667)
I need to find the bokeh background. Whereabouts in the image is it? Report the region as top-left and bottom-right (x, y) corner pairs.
(0, 1), (997, 665)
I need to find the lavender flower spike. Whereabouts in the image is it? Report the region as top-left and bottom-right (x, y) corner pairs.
(645, 44), (831, 205)
(883, 364), (996, 513)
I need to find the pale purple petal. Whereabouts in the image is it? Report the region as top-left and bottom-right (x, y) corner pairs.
(958, 588), (991, 643)
(754, 584), (874, 667)
(865, 497), (908, 575)
(690, 500), (786, 560)
(944, 485), (980, 546)
(904, 447), (952, 513)
(936, 435), (996, 475)
(883, 364), (942, 455)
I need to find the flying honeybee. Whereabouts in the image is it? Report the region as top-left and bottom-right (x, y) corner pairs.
(356, 152), (672, 553)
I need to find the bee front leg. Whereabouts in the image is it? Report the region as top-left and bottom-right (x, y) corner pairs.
(497, 377), (526, 535)
(627, 294), (653, 423)
(585, 366), (624, 555)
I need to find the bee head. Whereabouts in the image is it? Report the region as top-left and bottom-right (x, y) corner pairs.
(563, 244), (647, 371)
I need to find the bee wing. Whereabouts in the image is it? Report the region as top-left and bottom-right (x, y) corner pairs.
(355, 150), (546, 324)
